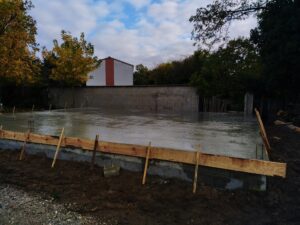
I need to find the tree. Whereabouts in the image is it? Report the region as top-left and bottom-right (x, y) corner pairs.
(0, 0), (40, 85)
(189, 0), (267, 48)
(190, 38), (262, 106)
(42, 31), (100, 87)
(251, 0), (300, 99)
(133, 51), (209, 86)
(133, 64), (150, 85)
(190, 0), (300, 101)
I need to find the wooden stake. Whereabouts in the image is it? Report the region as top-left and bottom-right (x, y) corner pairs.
(64, 102), (67, 112)
(193, 147), (201, 194)
(0, 128), (287, 177)
(32, 104), (35, 112)
(91, 134), (99, 170)
(51, 128), (65, 168)
(19, 130), (30, 160)
(142, 141), (151, 185)
(0, 125), (3, 138)
(254, 108), (271, 155)
(49, 104), (52, 111)
(12, 106), (15, 116)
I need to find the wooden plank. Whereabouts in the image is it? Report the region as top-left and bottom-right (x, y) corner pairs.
(192, 148), (200, 194)
(255, 108), (271, 155)
(0, 129), (286, 177)
(142, 142), (151, 185)
(51, 128), (65, 168)
(19, 130), (30, 160)
(90, 134), (99, 170)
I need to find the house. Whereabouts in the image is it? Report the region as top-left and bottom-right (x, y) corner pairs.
(86, 57), (134, 86)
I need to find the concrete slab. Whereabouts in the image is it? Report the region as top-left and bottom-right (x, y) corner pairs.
(0, 108), (264, 159)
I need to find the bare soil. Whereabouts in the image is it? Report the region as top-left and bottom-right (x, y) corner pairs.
(0, 125), (299, 225)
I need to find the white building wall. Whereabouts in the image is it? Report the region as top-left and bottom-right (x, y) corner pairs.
(114, 60), (133, 86)
(86, 61), (106, 86)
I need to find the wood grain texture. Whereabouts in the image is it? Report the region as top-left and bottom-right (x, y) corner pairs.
(0, 129), (286, 177)
(255, 108), (271, 155)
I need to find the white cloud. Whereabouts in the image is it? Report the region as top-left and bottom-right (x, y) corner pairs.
(123, 0), (151, 9)
(30, 0), (257, 68)
(148, 1), (178, 21)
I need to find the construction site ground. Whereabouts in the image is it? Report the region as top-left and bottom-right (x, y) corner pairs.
(0, 124), (299, 225)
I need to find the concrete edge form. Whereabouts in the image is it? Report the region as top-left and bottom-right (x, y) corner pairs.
(0, 140), (267, 191)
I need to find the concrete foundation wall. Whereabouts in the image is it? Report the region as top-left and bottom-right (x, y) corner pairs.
(48, 86), (199, 112)
(0, 140), (266, 191)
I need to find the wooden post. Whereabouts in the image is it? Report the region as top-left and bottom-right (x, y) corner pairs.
(12, 106), (15, 116)
(0, 128), (287, 178)
(51, 128), (65, 168)
(0, 125), (3, 138)
(19, 130), (30, 160)
(255, 108), (271, 155)
(49, 104), (52, 112)
(142, 142), (152, 185)
(193, 147), (201, 194)
(31, 104), (35, 112)
(64, 102), (67, 112)
(91, 134), (99, 170)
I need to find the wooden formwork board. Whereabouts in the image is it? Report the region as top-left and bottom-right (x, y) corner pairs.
(255, 108), (271, 156)
(0, 129), (286, 178)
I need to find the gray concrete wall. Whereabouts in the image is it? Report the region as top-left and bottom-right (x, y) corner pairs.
(48, 86), (199, 112)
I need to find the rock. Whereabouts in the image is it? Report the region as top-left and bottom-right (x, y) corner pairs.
(274, 120), (287, 125)
(103, 164), (120, 177)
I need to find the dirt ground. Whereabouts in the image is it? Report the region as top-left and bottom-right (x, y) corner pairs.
(0, 124), (299, 225)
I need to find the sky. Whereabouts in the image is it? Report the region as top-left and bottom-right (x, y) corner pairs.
(30, 0), (257, 68)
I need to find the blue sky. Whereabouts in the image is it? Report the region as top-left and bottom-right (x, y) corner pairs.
(30, 0), (256, 67)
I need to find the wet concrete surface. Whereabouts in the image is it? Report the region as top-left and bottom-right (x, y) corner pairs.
(0, 108), (262, 159)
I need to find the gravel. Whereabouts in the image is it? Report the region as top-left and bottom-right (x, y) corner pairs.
(0, 184), (103, 225)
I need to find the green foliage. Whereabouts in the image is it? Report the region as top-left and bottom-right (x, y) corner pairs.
(190, 0), (300, 101)
(251, 0), (300, 99)
(0, 0), (40, 85)
(191, 38), (262, 105)
(135, 39), (260, 107)
(133, 51), (209, 85)
(42, 31), (101, 87)
(133, 64), (150, 85)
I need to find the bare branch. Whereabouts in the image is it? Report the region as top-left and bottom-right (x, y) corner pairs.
(190, 0), (267, 48)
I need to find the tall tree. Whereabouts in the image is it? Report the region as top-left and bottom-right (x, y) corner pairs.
(189, 0), (267, 48)
(190, 38), (261, 101)
(0, 0), (40, 85)
(190, 0), (300, 100)
(251, 0), (300, 99)
(42, 31), (101, 87)
(133, 64), (150, 85)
